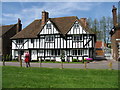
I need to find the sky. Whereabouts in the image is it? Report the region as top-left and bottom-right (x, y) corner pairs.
(1, 1), (119, 28)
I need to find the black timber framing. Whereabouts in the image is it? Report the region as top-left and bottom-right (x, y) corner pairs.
(12, 32), (95, 61)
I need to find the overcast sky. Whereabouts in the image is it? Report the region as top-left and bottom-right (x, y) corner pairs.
(1, 1), (119, 28)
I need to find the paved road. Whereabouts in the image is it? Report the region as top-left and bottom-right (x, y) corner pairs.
(0, 60), (119, 70)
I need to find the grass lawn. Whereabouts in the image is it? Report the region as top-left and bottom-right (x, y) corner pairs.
(2, 66), (119, 88)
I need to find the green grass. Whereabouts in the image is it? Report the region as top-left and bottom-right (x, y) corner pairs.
(2, 66), (119, 88)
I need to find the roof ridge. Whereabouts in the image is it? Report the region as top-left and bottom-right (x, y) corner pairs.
(2, 24), (17, 36)
(1, 24), (17, 27)
(50, 16), (77, 19)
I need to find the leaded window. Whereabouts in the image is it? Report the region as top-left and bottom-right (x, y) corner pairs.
(46, 24), (51, 29)
(16, 39), (24, 44)
(73, 35), (82, 41)
(74, 24), (79, 28)
(51, 50), (60, 56)
(45, 35), (54, 42)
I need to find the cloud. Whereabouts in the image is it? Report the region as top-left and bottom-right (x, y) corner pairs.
(2, 2), (101, 28)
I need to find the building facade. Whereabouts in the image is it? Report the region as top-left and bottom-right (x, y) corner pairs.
(110, 6), (120, 61)
(11, 11), (96, 62)
(0, 19), (22, 57)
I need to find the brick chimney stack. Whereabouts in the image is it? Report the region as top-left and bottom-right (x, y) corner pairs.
(41, 10), (49, 25)
(17, 18), (22, 33)
(112, 5), (117, 26)
(80, 18), (87, 27)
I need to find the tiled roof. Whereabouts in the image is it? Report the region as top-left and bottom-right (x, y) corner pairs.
(0, 24), (17, 36)
(11, 16), (94, 39)
(11, 19), (42, 39)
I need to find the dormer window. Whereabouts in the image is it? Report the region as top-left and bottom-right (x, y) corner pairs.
(46, 24), (51, 29)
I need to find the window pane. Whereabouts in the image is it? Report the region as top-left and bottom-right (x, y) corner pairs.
(78, 50), (80, 55)
(73, 50), (77, 55)
(73, 35), (82, 41)
(45, 35), (54, 42)
(58, 50), (60, 55)
(16, 39), (23, 44)
(46, 24), (51, 29)
(74, 24), (79, 28)
(84, 49), (88, 54)
(31, 39), (34, 43)
(75, 50), (77, 55)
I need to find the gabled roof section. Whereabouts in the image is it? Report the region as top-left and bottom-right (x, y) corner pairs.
(78, 19), (94, 34)
(50, 16), (77, 35)
(11, 16), (95, 39)
(11, 19), (42, 39)
(0, 24), (17, 36)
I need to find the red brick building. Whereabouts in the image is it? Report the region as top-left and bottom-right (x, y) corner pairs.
(95, 41), (106, 56)
(110, 6), (120, 61)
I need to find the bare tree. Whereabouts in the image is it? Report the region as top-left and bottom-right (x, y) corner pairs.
(87, 16), (113, 43)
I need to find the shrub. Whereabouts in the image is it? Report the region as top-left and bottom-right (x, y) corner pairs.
(8, 54), (12, 61)
(60, 50), (65, 62)
(51, 60), (56, 62)
(5, 55), (9, 61)
(2, 55), (5, 61)
(79, 60), (82, 62)
(84, 58), (93, 63)
(72, 59), (78, 62)
(45, 59), (50, 62)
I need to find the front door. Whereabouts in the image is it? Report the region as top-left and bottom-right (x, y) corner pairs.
(31, 50), (37, 61)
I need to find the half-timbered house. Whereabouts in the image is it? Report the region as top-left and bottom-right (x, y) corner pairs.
(11, 11), (96, 62)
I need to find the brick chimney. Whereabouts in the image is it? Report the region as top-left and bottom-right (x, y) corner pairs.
(80, 18), (87, 27)
(41, 10), (49, 25)
(17, 18), (22, 33)
(112, 5), (117, 26)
